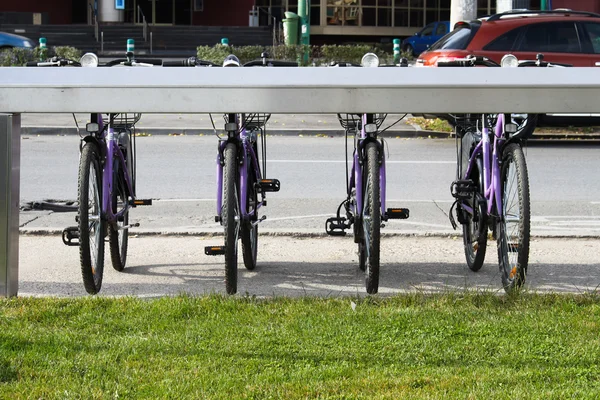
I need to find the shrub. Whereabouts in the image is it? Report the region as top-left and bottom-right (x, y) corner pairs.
(0, 46), (81, 66)
(197, 44), (393, 66)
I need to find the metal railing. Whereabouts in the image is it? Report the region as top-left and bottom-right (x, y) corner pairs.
(89, 3), (99, 42)
(137, 5), (148, 41)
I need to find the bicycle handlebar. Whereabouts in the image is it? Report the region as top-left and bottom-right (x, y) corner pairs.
(438, 54), (572, 68)
(26, 58), (81, 67)
(242, 59), (298, 67)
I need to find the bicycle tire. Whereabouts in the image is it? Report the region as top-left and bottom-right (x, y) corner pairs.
(497, 143), (530, 292)
(363, 142), (381, 294)
(241, 166), (258, 271)
(78, 142), (105, 294)
(109, 159), (129, 272)
(223, 143), (240, 294)
(463, 165), (487, 272)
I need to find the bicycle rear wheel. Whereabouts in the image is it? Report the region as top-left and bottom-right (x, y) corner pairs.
(363, 142), (381, 294)
(223, 143), (240, 294)
(463, 166), (487, 271)
(241, 167), (258, 270)
(78, 142), (105, 294)
(109, 160), (129, 272)
(497, 143), (530, 292)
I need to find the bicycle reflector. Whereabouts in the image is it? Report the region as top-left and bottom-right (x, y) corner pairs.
(86, 123), (99, 133)
(501, 54), (519, 68)
(361, 53), (379, 68)
(80, 53), (99, 67)
(505, 123), (518, 134)
(364, 123), (378, 133)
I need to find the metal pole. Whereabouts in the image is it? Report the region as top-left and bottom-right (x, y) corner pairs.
(0, 114), (20, 298)
(450, 0), (477, 31)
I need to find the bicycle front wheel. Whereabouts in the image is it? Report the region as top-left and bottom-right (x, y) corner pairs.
(78, 142), (105, 294)
(109, 160), (129, 272)
(497, 143), (530, 292)
(363, 142), (381, 294)
(223, 143), (240, 294)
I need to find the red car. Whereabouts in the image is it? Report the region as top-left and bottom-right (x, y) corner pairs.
(417, 9), (600, 67)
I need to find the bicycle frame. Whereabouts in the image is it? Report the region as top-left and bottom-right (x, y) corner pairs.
(94, 113), (136, 225)
(461, 113), (505, 219)
(349, 114), (386, 217)
(216, 114), (263, 222)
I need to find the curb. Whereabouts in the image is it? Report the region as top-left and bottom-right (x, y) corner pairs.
(21, 126), (433, 138)
(21, 126), (600, 141)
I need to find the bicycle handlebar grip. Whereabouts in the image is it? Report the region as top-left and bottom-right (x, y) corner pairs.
(162, 60), (189, 67)
(437, 60), (470, 67)
(25, 61), (40, 67)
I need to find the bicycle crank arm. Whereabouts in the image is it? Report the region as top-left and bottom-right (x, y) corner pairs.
(252, 215), (267, 227)
(118, 222), (140, 230)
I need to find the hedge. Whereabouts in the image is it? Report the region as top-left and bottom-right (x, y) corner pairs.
(0, 46), (81, 66)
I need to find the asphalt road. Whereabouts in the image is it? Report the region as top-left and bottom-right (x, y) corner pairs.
(19, 134), (600, 237)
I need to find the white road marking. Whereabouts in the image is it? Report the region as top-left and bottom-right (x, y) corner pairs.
(267, 160), (454, 164)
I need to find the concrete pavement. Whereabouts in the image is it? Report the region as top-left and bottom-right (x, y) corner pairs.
(18, 235), (600, 297)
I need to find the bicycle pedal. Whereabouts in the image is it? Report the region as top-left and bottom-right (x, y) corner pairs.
(62, 226), (79, 246)
(451, 180), (476, 200)
(326, 217), (350, 236)
(259, 179), (280, 192)
(385, 208), (409, 220)
(132, 199), (153, 207)
(204, 246), (226, 256)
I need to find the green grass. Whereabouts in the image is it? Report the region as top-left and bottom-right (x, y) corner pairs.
(2, 293), (600, 399)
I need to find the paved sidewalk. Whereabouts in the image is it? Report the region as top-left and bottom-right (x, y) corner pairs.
(17, 235), (600, 297)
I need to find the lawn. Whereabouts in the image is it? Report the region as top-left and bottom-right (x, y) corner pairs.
(1, 293), (599, 399)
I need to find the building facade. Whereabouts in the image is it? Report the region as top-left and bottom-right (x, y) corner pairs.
(2, 0), (600, 37)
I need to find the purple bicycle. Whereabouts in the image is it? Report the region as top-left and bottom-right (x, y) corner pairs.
(325, 54), (410, 294)
(30, 48), (160, 294)
(442, 54), (569, 292)
(167, 53), (296, 294)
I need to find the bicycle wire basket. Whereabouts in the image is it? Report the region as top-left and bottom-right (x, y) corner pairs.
(244, 113), (271, 131)
(337, 113), (388, 131)
(105, 113), (142, 131)
(223, 113), (271, 132)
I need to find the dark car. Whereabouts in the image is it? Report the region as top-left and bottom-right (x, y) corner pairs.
(402, 21), (450, 56)
(417, 9), (600, 67)
(0, 31), (35, 50)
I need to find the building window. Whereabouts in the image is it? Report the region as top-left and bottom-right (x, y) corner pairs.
(327, 0), (360, 26)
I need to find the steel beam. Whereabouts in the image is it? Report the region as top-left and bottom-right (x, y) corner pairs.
(0, 114), (20, 298)
(1, 67), (600, 113)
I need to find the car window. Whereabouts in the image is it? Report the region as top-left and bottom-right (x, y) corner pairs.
(483, 27), (524, 51)
(421, 24), (434, 36)
(582, 22), (600, 53)
(518, 22), (581, 53)
(429, 26), (472, 50)
(435, 23), (447, 35)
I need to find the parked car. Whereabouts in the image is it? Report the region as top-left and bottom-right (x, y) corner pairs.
(402, 21), (449, 56)
(416, 9), (600, 67)
(0, 31), (35, 50)
(415, 9), (600, 127)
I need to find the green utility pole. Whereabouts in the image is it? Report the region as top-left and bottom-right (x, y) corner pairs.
(38, 37), (47, 61)
(298, 0), (310, 64)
